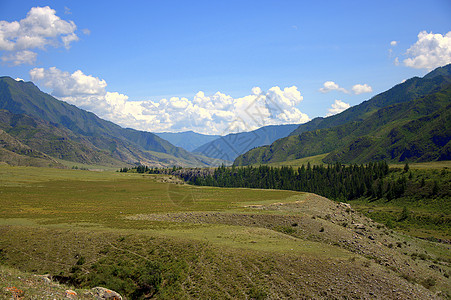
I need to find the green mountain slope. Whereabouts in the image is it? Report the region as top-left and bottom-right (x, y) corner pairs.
(289, 64), (451, 137)
(0, 109), (127, 166)
(0, 77), (222, 167)
(235, 65), (451, 166)
(323, 92), (451, 163)
(0, 128), (64, 167)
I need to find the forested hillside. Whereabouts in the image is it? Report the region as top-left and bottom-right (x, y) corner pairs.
(234, 65), (451, 166)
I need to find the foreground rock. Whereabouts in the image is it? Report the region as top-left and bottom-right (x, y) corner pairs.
(91, 287), (122, 300)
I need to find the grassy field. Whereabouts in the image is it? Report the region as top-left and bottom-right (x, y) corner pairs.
(257, 153), (328, 167)
(389, 161), (451, 170)
(0, 165), (450, 299)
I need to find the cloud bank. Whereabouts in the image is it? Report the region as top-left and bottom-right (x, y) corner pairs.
(0, 6), (78, 65)
(30, 67), (310, 135)
(403, 31), (451, 70)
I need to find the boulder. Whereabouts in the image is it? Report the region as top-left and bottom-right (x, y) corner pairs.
(91, 287), (122, 300)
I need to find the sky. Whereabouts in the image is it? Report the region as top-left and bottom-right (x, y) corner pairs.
(0, 0), (450, 135)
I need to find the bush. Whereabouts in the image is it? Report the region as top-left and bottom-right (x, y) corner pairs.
(69, 254), (162, 299)
(275, 226), (296, 235)
(421, 277), (436, 289)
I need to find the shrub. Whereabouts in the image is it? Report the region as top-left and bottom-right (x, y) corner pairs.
(421, 277), (436, 289)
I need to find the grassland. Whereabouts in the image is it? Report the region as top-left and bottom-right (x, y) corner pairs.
(257, 153), (328, 167)
(0, 165), (450, 299)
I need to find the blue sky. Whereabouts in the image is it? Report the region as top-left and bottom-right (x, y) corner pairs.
(1, 0), (450, 134)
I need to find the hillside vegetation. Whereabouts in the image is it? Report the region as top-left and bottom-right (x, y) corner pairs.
(0, 77), (224, 168)
(234, 64), (451, 166)
(1, 165), (449, 299)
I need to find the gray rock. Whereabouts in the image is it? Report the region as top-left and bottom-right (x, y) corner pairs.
(91, 287), (122, 300)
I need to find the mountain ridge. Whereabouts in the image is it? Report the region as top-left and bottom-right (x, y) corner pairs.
(289, 65), (451, 137)
(234, 64), (451, 166)
(0, 77), (225, 167)
(193, 123), (299, 161)
(155, 131), (221, 152)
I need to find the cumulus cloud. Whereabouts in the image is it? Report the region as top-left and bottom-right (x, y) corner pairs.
(319, 81), (348, 93)
(351, 83), (373, 95)
(326, 100), (351, 117)
(390, 40), (398, 47)
(0, 6), (78, 65)
(403, 31), (451, 70)
(30, 67), (310, 135)
(320, 81), (372, 95)
(1, 50), (37, 65)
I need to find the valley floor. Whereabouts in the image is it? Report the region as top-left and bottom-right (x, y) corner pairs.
(0, 165), (449, 299)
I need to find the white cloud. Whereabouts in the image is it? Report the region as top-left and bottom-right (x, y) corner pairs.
(30, 67), (310, 135)
(326, 100), (351, 117)
(351, 83), (373, 95)
(320, 81), (372, 95)
(30, 67), (106, 97)
(403, 31), (451, 70)
(1, 50), (37, 65)
(82, 28), (91, 35)
(0, 6), (78, 65)
(15, 77), (24, 82)
(319, 81), (348, 93)
(394, 57), (400, 66)
(390, 41), (398, 47)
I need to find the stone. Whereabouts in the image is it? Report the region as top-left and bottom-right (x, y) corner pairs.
(34, 274), (52, 283)
(65, 289), (77, 299)
(91, 287), (123, 300)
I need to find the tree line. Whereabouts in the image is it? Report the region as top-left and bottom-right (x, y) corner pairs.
(184, 162), (392, 201)
(118, 161), (449, 202)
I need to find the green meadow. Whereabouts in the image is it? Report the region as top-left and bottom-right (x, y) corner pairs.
(0, 165), (449, 299)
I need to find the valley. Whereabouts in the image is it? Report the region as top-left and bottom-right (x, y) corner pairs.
(0, 165), (450, 299)
(1, 3), (450, 299)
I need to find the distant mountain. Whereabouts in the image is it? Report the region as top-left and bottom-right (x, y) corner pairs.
(235, 65), (451, 166)
(0, 77), (225, 167)
(155, 131), (220, 152)
(193, 124), (299, 161)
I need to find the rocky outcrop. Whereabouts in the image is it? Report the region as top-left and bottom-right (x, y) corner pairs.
(91, 287), (122, 300)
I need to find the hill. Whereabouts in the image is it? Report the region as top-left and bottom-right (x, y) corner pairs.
(289, 64), (451, 137)
(0, 77), (223, 167)
(0, 165), (448, 299)
(234, 65), (451, 166)
(0, 128), (64, 168)
(155, 131), (220, 152)
(193, 123), (299, 161)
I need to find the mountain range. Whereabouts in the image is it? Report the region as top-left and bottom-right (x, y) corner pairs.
(234, 64), (451, 166)
(1, 64), (450, 169)
(155, 131), (220, 152)
(0, 77), (225, 168)
(193, 124), (299, 161)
